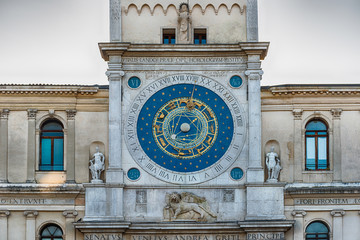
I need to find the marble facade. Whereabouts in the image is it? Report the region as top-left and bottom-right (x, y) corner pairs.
(1, 0), (360, 240)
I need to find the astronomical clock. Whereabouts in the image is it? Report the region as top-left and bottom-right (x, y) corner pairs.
(125, 73), (246, 184)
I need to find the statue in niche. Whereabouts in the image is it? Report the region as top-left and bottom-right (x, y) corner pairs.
(163, 192), (217, 222)
(266, 146), (282, 182)
(89, 147), (105, 183)
(177, 3), (192, 43)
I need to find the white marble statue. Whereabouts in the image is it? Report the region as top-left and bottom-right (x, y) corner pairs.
(89, 147), (105, 183)
(265, 146), (282, 182)
(177, 3), (192, 43)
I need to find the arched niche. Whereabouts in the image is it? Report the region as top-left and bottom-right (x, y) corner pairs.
(264, 140), (280, 181)
(89, 141), (106, 182)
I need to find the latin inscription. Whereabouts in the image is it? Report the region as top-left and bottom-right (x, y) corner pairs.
(0, 198), (73, 205)
(85, 234), (122, 240)
(0, 198), (46, 204)
(295, 198), (360, 205)
(123, 57), (245, 64)
(131, 235), (242, 240)
(247, 233), (284, 240)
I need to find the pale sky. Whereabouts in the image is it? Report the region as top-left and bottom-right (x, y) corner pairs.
(0, 0), (359, 86)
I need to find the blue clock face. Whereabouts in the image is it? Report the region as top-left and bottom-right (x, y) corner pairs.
(125, 74), (246, 184)
(137, 84), (233, 173)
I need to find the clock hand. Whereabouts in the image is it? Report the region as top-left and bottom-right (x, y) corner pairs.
(187, 80), (197, 110)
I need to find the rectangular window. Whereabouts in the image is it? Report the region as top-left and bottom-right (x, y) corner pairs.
(163, 29), (175, 44)
(306, 137), (316, 170)
(194, 29), (207, 44)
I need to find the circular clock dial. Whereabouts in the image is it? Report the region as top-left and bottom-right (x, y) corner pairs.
(125, 74), (246, 184)
(153, 97), (218, 159)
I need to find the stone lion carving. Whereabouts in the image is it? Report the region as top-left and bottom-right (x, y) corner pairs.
(163, 192), (217, 222)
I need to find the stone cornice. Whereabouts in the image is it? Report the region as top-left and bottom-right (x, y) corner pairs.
(0, 183), (84, 194)
(285, 182), (360, 195)
(98, 42), (269, 61)
(0, 86), (99, 96)
(265, 86), (360, 96)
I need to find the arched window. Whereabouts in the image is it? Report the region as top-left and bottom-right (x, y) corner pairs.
(305, 221), (329, 240)
(40, 120), (64, 171)
(305, 120), (329, 170)
(40, 224), (63, 240)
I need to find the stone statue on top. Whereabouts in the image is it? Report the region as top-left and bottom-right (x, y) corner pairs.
(177, 3), (192, 43)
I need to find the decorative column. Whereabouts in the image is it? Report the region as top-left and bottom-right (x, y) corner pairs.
(24, 211), (38, 240)
(27, 109), (37, 183)
(83, 62), (125, 221)
(106, 66), (125, 184)
(331, 210), (345, 240)
(0, 210), (10, 240)
(292, 210), (306, 240)
(293, 109), (303, 182)
(0, 109), (10, 182)
(245, 67), (264, 182)
(246, 0), (259, 42)
(110, 0), (121, 41)
(63, 210), (78, 240)
(66, 110), (77, 183)
(331, 108), (342, 182)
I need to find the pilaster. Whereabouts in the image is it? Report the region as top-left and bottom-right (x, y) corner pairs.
(106, 65), (125, 184)
(0, 210), (10, 240)
(331, 209), (345, 240)
(110, 0), (122, 41)
(24, 211), (38, 240)
(66, 109), (77, 183)
(63, 210), (78, 240)
(245, 68), (264, 182)
(27, 109), (37, 183)
(291, 210), (306, 240)
(331, 108), (342, 182)
(0, 109), (9, 183)
(246, 0), (259, 42)
(292, 109), (303, 182)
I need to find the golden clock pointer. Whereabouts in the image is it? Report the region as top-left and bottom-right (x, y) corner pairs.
(186, 80), (197, 110)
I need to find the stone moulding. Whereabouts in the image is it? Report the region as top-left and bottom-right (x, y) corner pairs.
(267, 86), (360, 96)
(285, 182), (360, 194)
(98, 43), (269, 62)
(124, 3), (245, 16)
(0, 86), (99, 95)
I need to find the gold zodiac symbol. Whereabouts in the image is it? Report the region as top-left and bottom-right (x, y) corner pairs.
(196, 146), (204, 154)
(206, 136), (212, 145)
(153, 125), (162, 134)
(159, 138), (166, 147)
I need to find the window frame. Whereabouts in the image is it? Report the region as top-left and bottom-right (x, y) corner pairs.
(162, 28), (176, 44)
(305, 221), (330, 240)
(39, 120), (64, 171)
(39, 223), (64, 240)
(193, 28), (207, 44)
(305, 119), (329, 171)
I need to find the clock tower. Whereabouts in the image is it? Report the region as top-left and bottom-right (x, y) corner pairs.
(75, 0), (293, 239)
